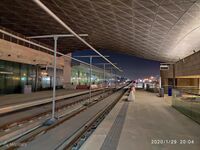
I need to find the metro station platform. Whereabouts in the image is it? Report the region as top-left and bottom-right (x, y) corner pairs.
(0, 89), (91, 115)
(0, 89), (85, 107)
(81, 90), (200, 150)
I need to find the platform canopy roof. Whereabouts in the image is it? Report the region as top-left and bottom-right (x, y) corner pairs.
(0, 0), (200, 62)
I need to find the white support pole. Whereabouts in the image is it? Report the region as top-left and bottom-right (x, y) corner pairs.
(103, 63), (106, 87)
(111, 68), (113, 88)
(159, 77), (162, 88)
(27, 34), (88, 39)
(0, 29), (92, 67)
(114, 70), (117, 88)
(89, 56), (92, 103)
(32, 0), (121, 72)
(52, 36), (58, 120)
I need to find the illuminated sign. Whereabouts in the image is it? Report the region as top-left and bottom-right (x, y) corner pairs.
(160, 64), (169, 70)
(0, 71), (13, 75)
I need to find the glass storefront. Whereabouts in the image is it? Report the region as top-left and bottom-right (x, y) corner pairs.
(0, 60), (64, 95)
(0, 60), (117, 95)
(0, 60), (36, 94)
(71, 64), (104, 85)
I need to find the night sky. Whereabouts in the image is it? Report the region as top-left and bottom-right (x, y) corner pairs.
(72, 49), (160, 80)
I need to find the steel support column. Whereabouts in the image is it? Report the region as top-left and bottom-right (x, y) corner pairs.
(89, 56), (92, 103)
(52, 36), (58, 120)
(103, 63), (106, 87)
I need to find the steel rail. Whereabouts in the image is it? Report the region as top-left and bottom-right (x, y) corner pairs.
(0, 90), (114, 149)
(56, 88), (127, 149)
(0, 89), (112, 148)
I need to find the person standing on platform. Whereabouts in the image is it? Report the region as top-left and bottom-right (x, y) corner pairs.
(128, 85), (136, 101)
(132, 80), (136, 87)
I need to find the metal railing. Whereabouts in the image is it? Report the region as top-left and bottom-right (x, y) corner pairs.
(0, 26), (54, 55)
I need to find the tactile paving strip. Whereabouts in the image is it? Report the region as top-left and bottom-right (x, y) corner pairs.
(100, 102), (129, 150)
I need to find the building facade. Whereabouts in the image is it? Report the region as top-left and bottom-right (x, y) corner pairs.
(71, 63), (112, 85)
(0, 37), (71, 95)
(160, 51), (200, 93)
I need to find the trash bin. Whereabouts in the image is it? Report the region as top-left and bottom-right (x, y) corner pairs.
(168, 86), (172, 96)
(160, 88), (164, 97)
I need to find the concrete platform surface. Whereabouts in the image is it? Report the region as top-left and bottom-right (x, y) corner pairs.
(19, 90), (125, 150)
(81, 90), (200, 150)
(0, 89), (85, 107)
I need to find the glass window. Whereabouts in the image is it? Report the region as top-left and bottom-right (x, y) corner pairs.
(20, 64), (28, 87)
(13, 62), (20, 74)
(0, 60), (37, 94)
(0, 60), (5, 71)
(0, 74), (5, 94)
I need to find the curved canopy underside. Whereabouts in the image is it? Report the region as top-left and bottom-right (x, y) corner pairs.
(0, 0), (200, 62)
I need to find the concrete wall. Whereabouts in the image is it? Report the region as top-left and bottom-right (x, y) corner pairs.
(161, 51), (200, 79)
(0, 39), (71, 84)
(160, 51), (200, 89)
(176, 51), (200, 77)
(160, 64), (174, 79)
(63, 55), (71, 84)
(177, 78), (199, 88)
(0, 39), (64, 68)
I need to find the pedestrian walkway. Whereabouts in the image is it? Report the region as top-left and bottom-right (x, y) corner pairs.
(0, 89), (85, 107)
(81, 90), (200, 150)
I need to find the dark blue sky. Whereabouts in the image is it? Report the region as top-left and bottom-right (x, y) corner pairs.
(72, 49), (160, 80)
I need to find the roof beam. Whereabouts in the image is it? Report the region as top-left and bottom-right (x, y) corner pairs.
(32, 0), (122, 72)
(0, 29), (91, 67)
(27, 34), (88, 39)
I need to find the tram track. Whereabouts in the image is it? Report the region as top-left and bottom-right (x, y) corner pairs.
(0, 89), (107, 130)
(0, 89), (114, 149)
(57, 88), (128, 150)
(14, 86), (127, 150)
